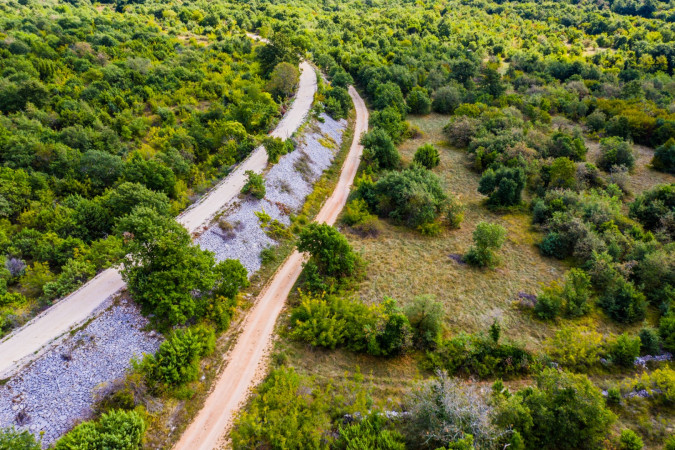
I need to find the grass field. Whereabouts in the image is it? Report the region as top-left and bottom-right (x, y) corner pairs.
(274, 114), (674, 448)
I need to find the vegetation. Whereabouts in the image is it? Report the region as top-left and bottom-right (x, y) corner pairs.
(54, 409), (145, 450)
(464, 222), (507, 268)
(241, 170), (266, 200)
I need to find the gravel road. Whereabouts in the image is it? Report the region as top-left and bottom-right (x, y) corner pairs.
(174, 86), (368, 450)
(0, 61), (317, 380)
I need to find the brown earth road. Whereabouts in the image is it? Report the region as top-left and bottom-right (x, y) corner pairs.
(0, 61), (317, 379)
(174, 86), (368, 450)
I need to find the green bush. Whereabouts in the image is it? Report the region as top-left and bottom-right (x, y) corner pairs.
(619, 429), (644, 450)
(406, 87), (431, 115)
(598, 137), (636, 172)
(142, 325), (215, 388)
(336, 413), (405, 450)
(478, 166), (526, 207)
(324, 86), (353, 120)
(652, 138), (675, 174)
(361, 128), (400, 170)
(629, 184), (675, 235)
(599, 278), (647, 324)
(54, 409), (145, 450)
(660, 312), (675, 352)
(432, 85), (462, 114)
(241, 170), (266, 199)
(464, 222), (507, 268)
(298, 223), (358, 281)
(546, 325), (603, 370)
(638, 327), (661, 355)
(413, 143), (440, 169)
(369, 165), (447, 228)
(445, 195), (465, 229)
(0, 427), (40, 449)
(608, 333), (641, 367)
(342, 198), (375, 227)
(404, 295), (444, 349)
(493, 369), (615, 450)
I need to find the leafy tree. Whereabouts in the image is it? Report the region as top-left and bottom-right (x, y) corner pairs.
(266, 62), (299, 100)
(213, 259), (249, 299)
(241, 170), (266, 199)
(123, 155), (177, 198)
(369, 107), (408, 143)
(405, 295), (444, 348)
(54, 409), (145, 450)
(599, 278), (647, 324)
(118, 207), (217, 325)
(369, 165), (447, 228)
(406, 87), (431, 115)
(373, 82), (407, 116)
(479, 64), (506, 98)
(413, 144), (440, 169)
(361, 128), (400, 170)
(639, 327), (661, 356)
(102, 182), (171, 219)
(660, 312), (675, 352)
(494, 369), (615, 450)
(298, 223), (357, 280)
(263, 136), (293, 164)
(432, 86), (462, 114)
(629, 184), (675, 235)
(598, 137), (636, 172)
(478, 166), (525, 207)
(549, 157), (577, 189)
(619, 429), (644, 450)
(256, 30), (300, 76)
(324, 86), (352, 120)
(653, 138), (675, 174)
(548, 132), (587, 161)
(608, 333), (641, 367)
(464, 222), (507, 268)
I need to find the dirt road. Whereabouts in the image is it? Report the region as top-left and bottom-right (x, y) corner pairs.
(174, 86), (368, 450)
(0, 62), (317, 379)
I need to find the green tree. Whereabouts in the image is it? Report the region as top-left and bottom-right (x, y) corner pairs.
(432, 85), (462, 114)
(118, 207), (217, 325)
(0, 427), (40, 450)
(464, 222), (507, 268)
(404, 295), (444, 348)
(413, 144), (440, 169)
(652, 138), (675, 174)
(619, 429), (644, 450)
(549, 157), (577, 189)
(406, 87), (431, 115)
(361, 128), (400, 170)
(266, 62), (299, 100)
(373, 82), (407, 116)
(336, 413), (405, 450)
(598, 137), (636, 172)
(478, 166), (526, 207)
(298, 223), (357, 279)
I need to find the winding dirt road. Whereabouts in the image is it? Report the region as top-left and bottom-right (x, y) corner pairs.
(0, 61), (317, 379)
(174, 86), (368, 450)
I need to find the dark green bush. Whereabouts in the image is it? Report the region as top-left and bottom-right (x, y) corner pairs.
(54, 409), (145, 450)
(241, 170), (266, 199)
(297, 223), (358, 282)
(361, 128), (400, 171)
(406, 87), (431, 115)
(599, 278), (647, 324)
(608, 333), (641, 367)
(652, 138), (675, 174)
(464, 222), (507, 268)
(638, 328), (661, 355)
(478, 166), (526, 207)
(598, 137), (636, 172)
(413, 143), (440, 169)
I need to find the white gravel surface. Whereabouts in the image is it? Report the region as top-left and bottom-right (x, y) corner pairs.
(0, 299), (160, 446)
(197, 114), (346, 274)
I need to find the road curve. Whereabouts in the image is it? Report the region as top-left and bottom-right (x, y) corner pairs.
(174, 86), (368, 450)
(0, 61), (317, 379)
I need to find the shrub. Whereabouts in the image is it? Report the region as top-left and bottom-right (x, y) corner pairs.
(0, 427), (40, 449)
(599, 278), (647, 324)
(445, 195), (465, 229)
(638, 327), (661, 355)
(336, 413), (405, 450)
(464, 222), (507, 268)
(54, 409), (145, 450)
(373, 82), (407, 116)
(241, 170), (265, 199)
(370, 165), (447, 228)
(406, 87), (431, 115)
(413, 143), (440, 169)
(546, 325), (602, 370)
(324, 86), (353, 120)
(361, 128), (400, 170)
(629, 184), (675, 235)
(586, 110), (606, 132)
(660, 312), (675, 352)
(627, 367), (675, 404)
(619, 429), (644, 450)
(142, 325), (215, 387)
(432, 85), (462, 114)
(549, 157), (577, 189)
(369, 107), (408, 143)
(652, 138), (675, 174)
(607, 387), (622, 405)
(598, 137), (636, 172)
(548, 132), (587, 161)
(297, 223), (357, 280)
(407, 371), (499, 449)
(342, 198), (375, 227)
(535, 269), (591, 320)
(264, 136), (293, 164)
(478, 166), (526, 207)
(266, 62), (299, 100)
(608, 333), (640, 367)
(494, 369), (615, 450)
(404, 295), (444, 349)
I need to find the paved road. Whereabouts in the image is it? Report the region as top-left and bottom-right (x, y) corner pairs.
(0, 61), (317, 379)
(174, 86), (368, 450)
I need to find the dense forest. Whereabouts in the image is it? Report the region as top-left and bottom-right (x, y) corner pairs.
(1, 0), (675, 448)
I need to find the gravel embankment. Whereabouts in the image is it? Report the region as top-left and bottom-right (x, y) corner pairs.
(0, 113), (346, 446)
(197, 113), (347, 274)
(0, 299), (160, 445)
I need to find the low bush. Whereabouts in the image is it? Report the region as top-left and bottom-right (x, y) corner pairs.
(141, 325), (215, 388)
(444, 195), (465, 229)
(0, 427), (40, 449)
(361, 128), (400, 171)
(464, 222), (507, 268)
(545, 325), (603, 370)
(406, 87), (431, 115)
(413, 143), (440, 169)
(336, 413), (405, 450)
(607, 333), (641, 368)
(652, 138), (675, 174)
(627, 367), (675, 404)
(478, 166), (526, 207)
(619, 429), (644, 450)
(54, 409), (145, 450)
(598, 137), (636, 172)
(241, 170), (266, 199)
(404, 295), (444, 349)
(638, 328), (661, 355)
(535, 268), (592, 320)
(598, 278), (647, 324)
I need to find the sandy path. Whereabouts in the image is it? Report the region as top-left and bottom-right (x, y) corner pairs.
(174, 86), (368, 450)
(0, 62), (317, 379)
